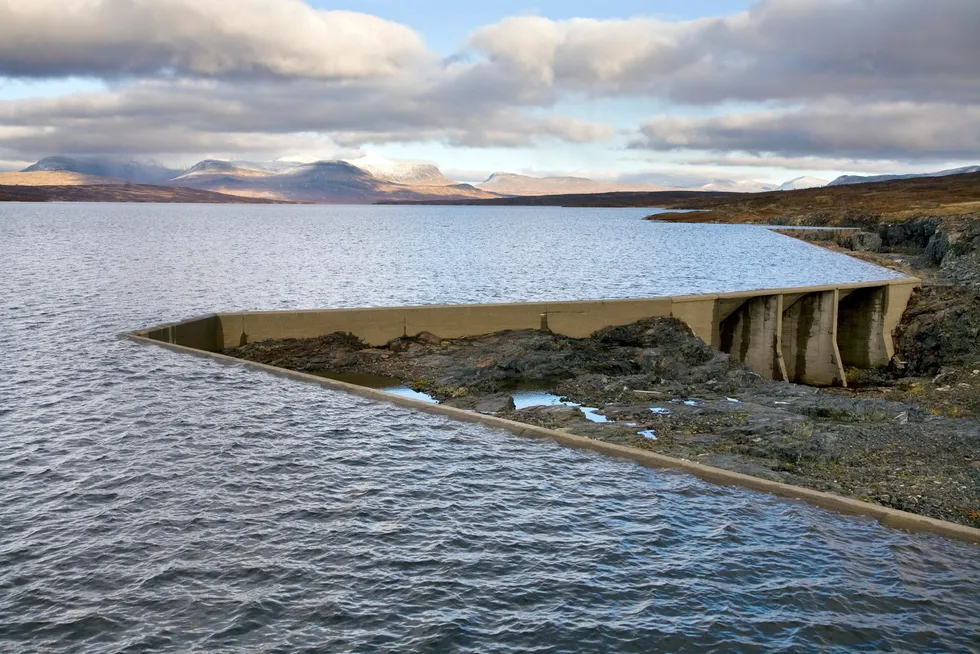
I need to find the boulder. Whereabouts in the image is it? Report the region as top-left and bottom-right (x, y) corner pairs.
(846, 231), (883, 252)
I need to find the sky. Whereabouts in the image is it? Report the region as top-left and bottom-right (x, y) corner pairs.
(0, 0), (977, 187)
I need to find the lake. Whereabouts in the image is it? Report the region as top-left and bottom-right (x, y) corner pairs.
(1, 203), (976, 652)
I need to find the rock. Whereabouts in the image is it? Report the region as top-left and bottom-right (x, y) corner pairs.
(878, 218), (940, 250)
(846, 231), (883, 253)
(894, 285), (980, 375)
(474, 394), (515, 413)
(924, 230), (950, 264)
(414, 331), (443, 346)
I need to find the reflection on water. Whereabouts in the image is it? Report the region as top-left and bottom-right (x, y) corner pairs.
(512, 391), (615, 422)
(512, 390), (571, 410)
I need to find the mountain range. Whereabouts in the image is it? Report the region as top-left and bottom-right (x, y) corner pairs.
(475, 172), (671, 195)
(827, 165), (980, 186)
(3, 156), (977, 203)
(17, 156), (497, 204)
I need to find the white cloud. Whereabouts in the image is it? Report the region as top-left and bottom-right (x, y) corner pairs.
(0, 0), (977, 169)
(467, 0), (980, 103)
(0, 0), (429, 79)
(0, 77), (615, 160)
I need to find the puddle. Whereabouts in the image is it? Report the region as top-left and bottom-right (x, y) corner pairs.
(314, 371), (439, 404)
(512, 391), (613, 423)
(649, 407), (673, 415)
(512, 391), (572, 410)
(580, 407), (613, 423)
(726, 397), (741, 403)
(637, 430), (658, 440)
(383, 387), (440, 403)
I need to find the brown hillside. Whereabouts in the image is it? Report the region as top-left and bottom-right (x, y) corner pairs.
(0, 183), (292, 204)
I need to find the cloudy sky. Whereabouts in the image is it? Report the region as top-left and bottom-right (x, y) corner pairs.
(0, 0), (977, 185)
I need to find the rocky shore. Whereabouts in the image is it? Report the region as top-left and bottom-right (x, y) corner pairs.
(226, 303), (980, 528)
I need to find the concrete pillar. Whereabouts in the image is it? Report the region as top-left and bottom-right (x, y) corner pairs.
(883, 282), (917, 360)
(781, 290), (847, 386)
(836, 287), (889, 369)
(719, 295), (787, 381)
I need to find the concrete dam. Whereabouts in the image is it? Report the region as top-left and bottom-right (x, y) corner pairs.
(132, 279), (918, 388)
(129, 275), (980, 543)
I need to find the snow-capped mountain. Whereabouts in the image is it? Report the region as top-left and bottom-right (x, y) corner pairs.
(347, 155), (455, 186)
(476, 172), (669, 195)
(776, 176), (828, 191)
(699, 179), (776, 193)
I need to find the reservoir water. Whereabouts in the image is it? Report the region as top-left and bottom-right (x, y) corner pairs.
(1, 204), (977, 652)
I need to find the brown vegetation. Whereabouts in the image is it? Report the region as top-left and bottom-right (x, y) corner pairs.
(418, 171), (980, 227)
(648, 172), (980, 226)
(0, 171), (125, 186)
(0, 183), (292, 203)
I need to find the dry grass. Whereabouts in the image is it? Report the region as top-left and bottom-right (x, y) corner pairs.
(651, 172), (980, 226)
(0, 171), (124, 187)
(0, 183), (291, 204)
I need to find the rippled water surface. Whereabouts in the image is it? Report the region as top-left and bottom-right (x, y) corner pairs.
(2, 204), (977, 652)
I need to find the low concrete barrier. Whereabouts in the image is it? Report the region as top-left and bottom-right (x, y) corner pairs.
(133, 279), (919, 387)
(124, 328), (980, 545)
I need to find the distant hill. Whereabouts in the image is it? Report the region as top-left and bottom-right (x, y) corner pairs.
(408, 170), (980, 227)
(11, 155), (501, 204)
(699, 179), (776, 193)
(0, 183), (288, 204)
(0, 171), (125, 186)
(649, 170), (980, 226)
(20, 154), (972, 205)
(347, 156), (456, 186)
(167, 159), (499, 203)
(476, 172), (670, 196)
(23, 156), (179, 184)
(174, 159), (270, 178)
(829, 165), (980, 187)
(776, 176), (828, 191)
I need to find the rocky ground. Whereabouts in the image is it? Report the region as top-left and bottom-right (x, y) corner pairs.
(227, 309), (980, 529)
(775, 217), (980, 420)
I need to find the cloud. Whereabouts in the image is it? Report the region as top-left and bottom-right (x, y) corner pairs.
(468, 0), (980, 103)
(632, 102), (980, 160)
(0, 0), (428, 79)
(0, 0), (976, 169)
(0, 77), (614, 160)
(676, 154), (973, 175)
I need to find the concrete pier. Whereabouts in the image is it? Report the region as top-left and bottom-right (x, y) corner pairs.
(133, 279), (918, 387)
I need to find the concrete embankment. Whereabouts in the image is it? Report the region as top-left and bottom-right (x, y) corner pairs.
(129, 279), (980, 543)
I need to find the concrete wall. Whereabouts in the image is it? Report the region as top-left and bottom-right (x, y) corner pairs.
(132, 279), (920, 387)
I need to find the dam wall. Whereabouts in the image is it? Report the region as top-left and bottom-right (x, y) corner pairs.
(132, 279), (918, 387)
